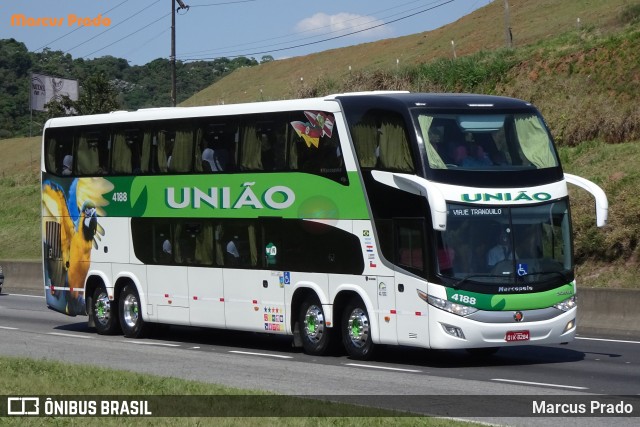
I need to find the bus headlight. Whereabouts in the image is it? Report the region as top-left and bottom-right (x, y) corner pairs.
(553, 295), (577, 312)
(418, 290), (478, 317)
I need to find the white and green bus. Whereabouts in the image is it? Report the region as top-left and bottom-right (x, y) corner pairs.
(41, 92), (607, 359)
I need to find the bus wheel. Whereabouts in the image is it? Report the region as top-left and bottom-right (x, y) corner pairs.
(91, 285), (119, 335)
(342, 298), (374, 360)
(299, 296), (332, 356)
(119, 284), (148, 339)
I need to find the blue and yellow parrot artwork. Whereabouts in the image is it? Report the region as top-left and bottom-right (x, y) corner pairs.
(42, 177), (114, 316)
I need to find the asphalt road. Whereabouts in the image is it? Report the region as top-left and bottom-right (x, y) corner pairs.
(1, 289), (639, 425)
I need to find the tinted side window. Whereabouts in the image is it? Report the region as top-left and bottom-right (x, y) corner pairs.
(132, 218), (364, 275)
(349, 109), (415, 173)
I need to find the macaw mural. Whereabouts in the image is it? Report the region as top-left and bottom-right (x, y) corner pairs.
(42, 177), (114, 316)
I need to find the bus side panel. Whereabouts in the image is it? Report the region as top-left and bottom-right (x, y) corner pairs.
(147, 265), (190, 325)
(374, 276), (398, 345)
(395, 273), (430, 348)
(89, 217), (130, 265)
(224, 269), (285, 332)
(189, 266), (225, 328)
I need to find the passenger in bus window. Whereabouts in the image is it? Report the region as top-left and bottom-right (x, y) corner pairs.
(487, 228), (513, 267)
(428, 126), (451, 164)
(226, 236), (241, 266)
(62, 155), (73, 175)
(202, 148), (223, 172)
(162, 239), (172, 255)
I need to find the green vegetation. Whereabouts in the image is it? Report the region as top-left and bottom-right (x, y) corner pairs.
(1, 0), (639, 287)
(0, 356), (470, 426)
(0, 39), (260, 138)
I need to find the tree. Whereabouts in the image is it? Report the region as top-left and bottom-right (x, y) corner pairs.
(46, 73), (120, 118)
(261, 55), (275, 64)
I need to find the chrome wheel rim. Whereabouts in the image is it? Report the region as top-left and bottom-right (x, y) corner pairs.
(304, 305), (325, 344)
(94, 291), (111, 326)
(122, 293), (139, 329)
(347, 308), (370, 348)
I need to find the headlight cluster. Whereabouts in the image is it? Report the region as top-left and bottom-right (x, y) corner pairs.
(553, 295), (577, 312)
(417, 290), (478, 317)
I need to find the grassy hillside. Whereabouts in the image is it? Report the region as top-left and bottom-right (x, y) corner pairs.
(182, 0), (634, 106)
(2, 0), (639, 288)
(0, 136), (40, 260)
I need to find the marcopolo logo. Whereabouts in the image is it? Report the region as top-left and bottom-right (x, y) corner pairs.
(166, 183), (296, 210)
(11, 14), (111, 27)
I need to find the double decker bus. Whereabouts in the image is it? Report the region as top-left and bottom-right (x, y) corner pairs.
(41, 92), (607, 359)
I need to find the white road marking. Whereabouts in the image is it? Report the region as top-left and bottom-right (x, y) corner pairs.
(48, 332), (92, 339)
(492, 378), (588, 390)
(576, 336), (640, 345)
(123, 341), (181, 347)
(345, 363), (422, 373)
(0, 326), (19, 330)
(5, 293), (45, 298)
(229, 350), (293, 359)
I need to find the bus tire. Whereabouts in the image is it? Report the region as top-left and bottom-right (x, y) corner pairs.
(342, 298), (374, 360)
(91, 285), (120, 335)
(299, 296), (332, 356)
(119, 284), (148, 339)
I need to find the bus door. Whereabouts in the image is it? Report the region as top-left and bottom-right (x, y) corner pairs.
(393, 218), (430, 347)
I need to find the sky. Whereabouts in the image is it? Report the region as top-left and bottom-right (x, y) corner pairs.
(2, 0), (494, 66)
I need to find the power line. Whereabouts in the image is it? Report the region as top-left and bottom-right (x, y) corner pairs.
(122, 28), (171, 60)
(82, 12), (171, 59)
(65, 0), (163, 54)
(190, 0), (259, 6)
(181, 0), (455, 61)
(72, 0), (262, 63)
(179, 0), (442, 59)
(33, 0), (132, 52)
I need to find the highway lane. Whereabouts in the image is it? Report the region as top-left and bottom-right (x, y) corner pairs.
(1, 291), (639, 425)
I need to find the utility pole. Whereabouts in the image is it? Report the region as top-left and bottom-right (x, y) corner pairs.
(171, 0), (189, 107)
(503, 0), (513, 48)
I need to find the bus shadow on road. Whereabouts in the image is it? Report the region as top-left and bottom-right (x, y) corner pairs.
(52, 321), (587, 367)
(376, 343), (586, 368)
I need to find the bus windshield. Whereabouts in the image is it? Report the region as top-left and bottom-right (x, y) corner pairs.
(414, 111), (560, 171)
(437, 200), (573, 286)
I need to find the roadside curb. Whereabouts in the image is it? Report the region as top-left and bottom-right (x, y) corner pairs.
(2, 260), (638, 340)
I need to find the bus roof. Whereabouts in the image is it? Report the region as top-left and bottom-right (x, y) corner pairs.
(333, 92), (535, 110)
(43, 96), (342, 129)
(43, 92), (535, 129)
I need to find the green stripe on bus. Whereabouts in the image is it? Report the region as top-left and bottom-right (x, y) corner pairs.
(103, 172), (370, 219)
(445, 284), (575, 311)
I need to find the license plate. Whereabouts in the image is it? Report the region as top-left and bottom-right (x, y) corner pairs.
(505, 330), (530, 342)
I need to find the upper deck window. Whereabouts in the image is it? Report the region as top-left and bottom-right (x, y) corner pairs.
(416, 112), (559, 171)
(348, 109), (415, 173)
(43, 110), (348, 184)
